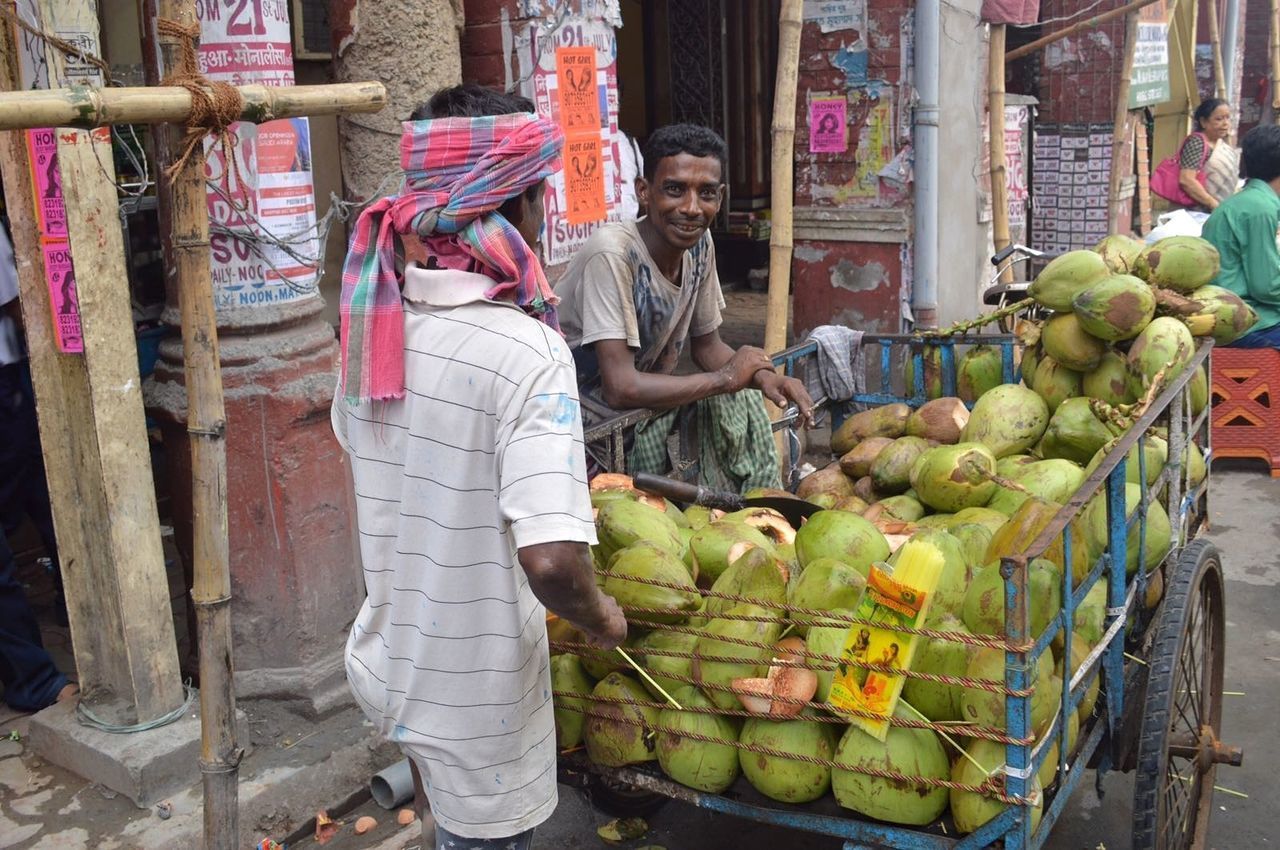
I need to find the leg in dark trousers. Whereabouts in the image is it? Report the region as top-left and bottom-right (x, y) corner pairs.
(0, 530), (67, 710)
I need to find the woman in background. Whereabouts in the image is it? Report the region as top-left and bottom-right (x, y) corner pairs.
(1177, 98), (1240, 211)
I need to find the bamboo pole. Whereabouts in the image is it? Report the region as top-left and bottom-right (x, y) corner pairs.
(1109, 13), (1141, 233)
(0, 81), (385, 130)
(1272, 0), (1280, 122)
(989, 25), (1012, 284)
(1208, 0), (1227, 100)
(1006, 0), (1164, 63)
(765, 0), (802, 475)
(764, 0), (801, 358)
(1136, 118), (1154, 235)
(153, 2), (238, 847)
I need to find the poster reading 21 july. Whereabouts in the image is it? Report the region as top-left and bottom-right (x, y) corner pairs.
(197, 0), (321, 311)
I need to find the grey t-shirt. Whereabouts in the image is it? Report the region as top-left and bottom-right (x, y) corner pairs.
(555, 219), (725, 388)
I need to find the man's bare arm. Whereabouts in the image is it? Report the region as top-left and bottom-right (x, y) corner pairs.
(595, 337), (773, 411)
(518, 541), (626, 648)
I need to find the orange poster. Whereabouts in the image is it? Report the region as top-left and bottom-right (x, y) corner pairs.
(564, 136), (607, 225)
(555, 46), (600, 132)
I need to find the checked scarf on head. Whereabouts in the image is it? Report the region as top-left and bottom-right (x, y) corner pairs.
(339, 114), (564, 404)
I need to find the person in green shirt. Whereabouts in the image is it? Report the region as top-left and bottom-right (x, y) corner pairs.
(1201, 124), (1280, 347)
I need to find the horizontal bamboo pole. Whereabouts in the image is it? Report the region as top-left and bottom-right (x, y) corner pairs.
(0, 81), (386, 130)
(1006, 0), (1164, 63)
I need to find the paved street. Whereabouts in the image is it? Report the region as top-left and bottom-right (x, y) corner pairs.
(533, 466), (1278, 850)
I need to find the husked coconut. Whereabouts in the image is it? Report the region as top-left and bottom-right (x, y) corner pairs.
(906, 397), (971, 444)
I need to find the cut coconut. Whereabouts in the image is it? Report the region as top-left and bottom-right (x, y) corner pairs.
(772, 636), (808, 664)
(731, 661), (819, 718)
(590, 473), (636, 491)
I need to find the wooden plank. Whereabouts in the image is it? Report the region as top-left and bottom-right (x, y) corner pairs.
(55, 127), (185, 719)
(0, 10), (125, 704)
(989, 25), (1012, 284)
(1109, 13), (1140, 233)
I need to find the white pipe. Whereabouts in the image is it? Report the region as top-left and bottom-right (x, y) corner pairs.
(370, 758), (415, 810)
(1221, 0), (1241, 103)
(912, 0), (941, 328)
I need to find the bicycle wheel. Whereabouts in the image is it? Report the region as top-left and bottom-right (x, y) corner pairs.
(1131, 540), (1240, 850)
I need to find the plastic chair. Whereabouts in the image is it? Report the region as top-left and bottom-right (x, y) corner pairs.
(1211, 346), (1280, 477)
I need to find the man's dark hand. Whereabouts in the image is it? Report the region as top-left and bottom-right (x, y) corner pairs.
(718, 346), (775, 393)
(755, 370), (817, 428)
(580, 593), (628, 649)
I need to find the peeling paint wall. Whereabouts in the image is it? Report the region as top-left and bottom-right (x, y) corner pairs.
(1034, 0), (1127, 125)
(791, 1), (916, 336)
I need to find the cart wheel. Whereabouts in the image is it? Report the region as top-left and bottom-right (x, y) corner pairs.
(1131, 540), (1240, 850)
(579, 772), (670, 819)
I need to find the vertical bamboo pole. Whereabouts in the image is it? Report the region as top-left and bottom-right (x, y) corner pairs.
(764, 0), (801, 358)
(988, 24), (1012, 284)
(1136, 118), (1154, 235)
(151, 2), (238, 847)
(1208, 0), (1227, 100)
(1272, 0), (1280, 123)
(765, 0), (802, 473)
(1109, 13), (1141, 233)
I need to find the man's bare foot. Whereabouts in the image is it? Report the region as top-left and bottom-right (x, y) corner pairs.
(55, 683), (79, 703)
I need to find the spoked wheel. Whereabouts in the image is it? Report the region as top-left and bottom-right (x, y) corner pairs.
(1132, 541), (1242, 850)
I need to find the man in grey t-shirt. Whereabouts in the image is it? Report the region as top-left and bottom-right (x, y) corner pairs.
(556, 125), (812, 484)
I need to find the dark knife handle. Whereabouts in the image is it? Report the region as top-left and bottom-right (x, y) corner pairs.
(632, 473), (746, 512)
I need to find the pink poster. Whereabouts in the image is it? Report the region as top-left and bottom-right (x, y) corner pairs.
(25, 128), (67, 239)
(809, 98), (848, 154)
(41, 242), (82, 354)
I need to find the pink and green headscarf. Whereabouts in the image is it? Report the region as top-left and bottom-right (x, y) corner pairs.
(339, 113), (564, 404)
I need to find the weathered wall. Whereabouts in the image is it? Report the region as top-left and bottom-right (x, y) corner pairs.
(333, 0), (464, 200)
(1034, 0), (1128, 126)
(791, 1), (915, 337)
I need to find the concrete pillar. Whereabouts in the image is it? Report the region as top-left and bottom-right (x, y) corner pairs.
(332, 0), (463, 200)
(141, 1), (361, 717)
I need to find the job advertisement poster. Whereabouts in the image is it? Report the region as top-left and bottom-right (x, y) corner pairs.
(198, 0), (321, 311)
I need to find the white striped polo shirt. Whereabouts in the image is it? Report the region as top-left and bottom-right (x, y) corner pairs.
(332, 264), (596, 839)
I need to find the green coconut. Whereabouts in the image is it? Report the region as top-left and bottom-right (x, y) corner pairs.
(909, 443), (999, 513)
(871, 436), (934, 495)
(876, 494), (927, 522)
(1126, 316), (1196, 398)
(596, 499), (684, 562)
(1037, 397), (1116, 466)
(902, 616), (979, 722)
(693, 604), (784, 711)
(1028, 249), (1111, 311)
(583, 673), (661, 767)
(1082, 482), (1172, 575)
(958, 345), (1005, 403)
(603, 542), (701, 625)
(987, 458), (1086, 516)
(1072, 274), (1157, 341)
(1083, 434), (1168, 488)
(657, 687), (742, 793)
(1020, 343), (1042, 390)
(949, 523), (995, 572)
(889, 529), (971, 623)
(739, 716), (838, 803)
(1187, 284), (1259, 345)
(685, 521), (775, 586)
(962, 558), (1062, 640)
(807, 614), (851, 702)
(705, 546), (788, 618)
(793, 510), (890, 575)
(1032, 355), (1083, 414)
(1134, 235), (1220, 293)
(1094, 233), (1144, 274)
(951, 738), (1045, 834)
(550, 653), (595, 748)
(904, 345), (945, 400)
(831, 709), (950, 825)
(960, 646), (1060, 734)
(1082, 349), (1138, 406)
(786, 558), (867, 635)
(1041, 313), (1108, 373)
(630, 630), (700, 700)
(961, 383), (1051, 458)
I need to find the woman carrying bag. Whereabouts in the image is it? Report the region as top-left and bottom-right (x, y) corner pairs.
(1152, 98), (1239, 212)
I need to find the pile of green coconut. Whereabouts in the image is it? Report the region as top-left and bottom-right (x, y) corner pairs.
(549, 234), (1229, 834)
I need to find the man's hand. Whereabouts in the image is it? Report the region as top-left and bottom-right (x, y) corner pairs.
(717, 346), (775, 393)
(581, 593), (628, 649)
(755, 370), (817, 428)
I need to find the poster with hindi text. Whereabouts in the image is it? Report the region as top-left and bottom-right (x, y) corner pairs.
(41, 242), (82, 353)
(521, 16), (621, 267)
(198, 0), (321, 312)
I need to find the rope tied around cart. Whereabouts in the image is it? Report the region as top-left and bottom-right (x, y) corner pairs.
(557, 703), (1039, 806)
(155, 17), (245, 184)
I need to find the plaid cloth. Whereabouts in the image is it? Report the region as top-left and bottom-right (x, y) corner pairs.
(628, 389), (782, 492)
(339, 114), (565, 403)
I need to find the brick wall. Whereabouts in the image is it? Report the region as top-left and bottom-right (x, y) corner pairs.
(460, 0), (530, 89)
(1238, 0), (1268, 135)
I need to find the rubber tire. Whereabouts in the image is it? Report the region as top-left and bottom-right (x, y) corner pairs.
(1131, 539), (1225, 850)
(579, 772), (670, 819)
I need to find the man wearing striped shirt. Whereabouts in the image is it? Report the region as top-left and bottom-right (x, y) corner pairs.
(332, 84), (626, 849)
